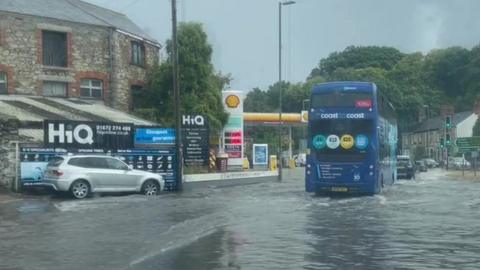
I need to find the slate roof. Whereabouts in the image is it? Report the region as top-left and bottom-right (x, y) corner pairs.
(412, 111), (473, 133)
(0, 0), (159, 45)
(0, 95), (155, 142)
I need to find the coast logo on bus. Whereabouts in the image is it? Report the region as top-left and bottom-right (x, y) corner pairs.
(355, 134), (369, 150)
(340, 134), (354, 149)
(225, 95), (240, 108)
(326, 135), (340, 149)
(312, 135), (326, 149)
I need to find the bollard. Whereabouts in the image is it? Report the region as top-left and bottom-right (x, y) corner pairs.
(269, 155), (277, 171)
(216, 153), (228, 172)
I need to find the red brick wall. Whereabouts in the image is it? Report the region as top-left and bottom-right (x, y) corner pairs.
(0, 64), (14, 94)
(36, 29), (42, 64)
(73, 71), (109, 103)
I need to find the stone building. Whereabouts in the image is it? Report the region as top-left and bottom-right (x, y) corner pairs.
(401, 105), (480, 161)
(0, 0), (160, 112)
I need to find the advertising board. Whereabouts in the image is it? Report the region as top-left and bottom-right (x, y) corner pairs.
(44, 120), (134, 149)
(253, 144), (268, 165)
(222, 90), (244, 166)
(20, 147), (178, 191)
(182, 115), (209, 166)
(134, 127), (175, 147)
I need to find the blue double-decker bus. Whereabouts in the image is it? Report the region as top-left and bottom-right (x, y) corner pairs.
(305, 82), (397, 195)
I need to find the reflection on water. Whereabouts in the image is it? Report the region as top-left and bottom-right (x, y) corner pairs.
(1, 169), (480, 270)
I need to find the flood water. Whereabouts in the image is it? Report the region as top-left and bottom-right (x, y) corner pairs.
(1, 168), (479, 270)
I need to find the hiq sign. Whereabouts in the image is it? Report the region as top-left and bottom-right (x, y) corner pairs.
(44, 120), (134, 149)
(182, 115), (205, 126)
(48, 123), (94, 145)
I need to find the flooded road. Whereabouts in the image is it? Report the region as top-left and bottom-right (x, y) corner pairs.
(1, 169), (480, 270)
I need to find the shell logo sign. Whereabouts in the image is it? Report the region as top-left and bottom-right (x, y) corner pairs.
(225, 95), (240, 108)
(301, 110), (308, 122)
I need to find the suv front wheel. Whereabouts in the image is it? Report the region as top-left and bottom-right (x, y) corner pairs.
(71, 180), (90, 199)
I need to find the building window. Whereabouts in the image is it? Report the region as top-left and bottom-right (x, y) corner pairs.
(43, 81), (67, 97)
(43, 31), (67, 67)
(0, 72), (7, 94)
(131, 41), (145, 67)
(80, 79), (103, 98)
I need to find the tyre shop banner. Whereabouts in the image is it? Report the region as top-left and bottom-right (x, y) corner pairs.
(20, 147), (178, 191)
(134, 127), (176, 147)
(44, 120), (134, 149)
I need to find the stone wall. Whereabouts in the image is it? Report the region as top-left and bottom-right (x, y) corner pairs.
(0, 11), (160, 111)
(0, 118), (33, 189)
(111, 31), (160, 111)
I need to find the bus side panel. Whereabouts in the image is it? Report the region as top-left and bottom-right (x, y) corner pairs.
(305, 154), (316, 192)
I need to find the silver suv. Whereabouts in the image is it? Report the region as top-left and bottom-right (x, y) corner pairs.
(43, 155), (164, 199)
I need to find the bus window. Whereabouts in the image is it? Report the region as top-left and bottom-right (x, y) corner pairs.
(311, 91), (372, 108)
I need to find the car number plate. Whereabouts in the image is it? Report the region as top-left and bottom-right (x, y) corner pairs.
(331, 187), (348, 192)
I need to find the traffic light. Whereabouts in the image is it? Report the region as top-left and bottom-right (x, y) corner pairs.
(446, 134), (451, 146)
(445, 116), (451, 130)
(440, 138), (445, 148)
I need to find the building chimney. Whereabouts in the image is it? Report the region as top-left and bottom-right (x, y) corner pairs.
(474, 100), (480, 115)
(417, 109), (426, 123)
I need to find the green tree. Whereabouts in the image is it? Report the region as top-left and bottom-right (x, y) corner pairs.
(244, 88), (272, 112)
(423, 47), (471, 110)
(459, 45), (480, 112)
(134, 22), (228, 132)
(309, 46), (404, 78)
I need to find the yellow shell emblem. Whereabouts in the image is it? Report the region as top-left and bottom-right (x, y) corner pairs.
(302, 112), (308, 122)
(225, 95), (240, 108)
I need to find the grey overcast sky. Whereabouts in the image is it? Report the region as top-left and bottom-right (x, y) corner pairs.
(85, 0), (480, 90)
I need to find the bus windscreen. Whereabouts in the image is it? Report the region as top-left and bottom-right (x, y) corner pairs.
(310, 119), (373, 162)
(311, 91), (373, 108)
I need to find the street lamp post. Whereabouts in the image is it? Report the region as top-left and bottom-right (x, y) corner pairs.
(278, 0), (295, 181)
(171, 0), (182, 191)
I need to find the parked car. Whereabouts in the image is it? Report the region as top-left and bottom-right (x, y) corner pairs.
(43, 155), (164, 199)
(396, 155), (415, 179)
(448, 157), (471, 170)
(422, 158), (439, 168)
(293, 153), (306, 167)
(415, 160), (428, 172)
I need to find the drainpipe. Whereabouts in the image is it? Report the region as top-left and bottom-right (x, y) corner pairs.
(108, 28), (115, 107)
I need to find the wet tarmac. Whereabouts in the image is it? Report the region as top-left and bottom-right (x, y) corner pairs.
(1, 169), (479, 270)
